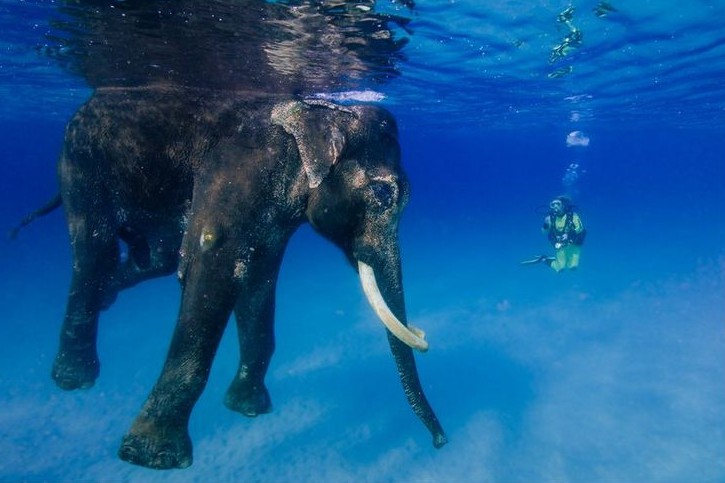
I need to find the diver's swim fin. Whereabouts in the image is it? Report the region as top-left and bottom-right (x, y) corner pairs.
(520, 255), (554, 265)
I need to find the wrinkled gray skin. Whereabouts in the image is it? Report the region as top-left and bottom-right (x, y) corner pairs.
(53, 87), (446, 469)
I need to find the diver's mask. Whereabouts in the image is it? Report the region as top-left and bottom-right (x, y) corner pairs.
(549, 199), (564, 215)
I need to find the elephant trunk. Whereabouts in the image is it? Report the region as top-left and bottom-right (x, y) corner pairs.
(356, 242), (447, 449)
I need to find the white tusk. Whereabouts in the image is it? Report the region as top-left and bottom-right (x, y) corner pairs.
(358, 261), (428, 352)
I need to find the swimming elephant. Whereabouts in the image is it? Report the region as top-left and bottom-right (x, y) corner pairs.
(52, 87), (446, 469)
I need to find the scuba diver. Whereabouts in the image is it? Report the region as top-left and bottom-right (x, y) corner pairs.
(522, 195), (586, 272)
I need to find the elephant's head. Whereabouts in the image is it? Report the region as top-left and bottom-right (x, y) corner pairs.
(273, 100), (446, 448)
(272, 99), (427, 351)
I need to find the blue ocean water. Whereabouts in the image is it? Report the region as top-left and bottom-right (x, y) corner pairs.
(1, 1), (724, 482)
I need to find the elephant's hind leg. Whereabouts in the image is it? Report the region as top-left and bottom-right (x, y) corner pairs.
(53, 190), (119, 390)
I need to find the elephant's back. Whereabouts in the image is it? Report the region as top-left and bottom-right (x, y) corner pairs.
(62, 87), (207, 219)
(61, 88), (298, 222)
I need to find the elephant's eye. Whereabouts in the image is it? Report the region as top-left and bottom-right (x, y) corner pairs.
(369, 181), (395, 210)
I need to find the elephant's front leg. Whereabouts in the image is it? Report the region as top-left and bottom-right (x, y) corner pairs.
(118, 237), (240, 470)
(224, 250), (286, 417)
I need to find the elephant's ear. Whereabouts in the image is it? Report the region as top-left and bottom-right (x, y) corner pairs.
(271, 100), (351, 189)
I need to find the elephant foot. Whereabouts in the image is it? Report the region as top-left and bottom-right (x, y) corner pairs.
(432, 431), (448, 449)
(51, 349), (99, 390)
(118, 425), (192, 470)
(224, 380), (272, 417)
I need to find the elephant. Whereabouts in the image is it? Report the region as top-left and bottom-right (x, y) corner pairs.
(51, 86), (447, 469)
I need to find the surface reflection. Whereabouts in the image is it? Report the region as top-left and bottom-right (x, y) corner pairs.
(46, 0), (413, 94)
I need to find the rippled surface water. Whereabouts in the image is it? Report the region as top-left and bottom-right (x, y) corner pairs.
(3, 0), (725, 128)
(390, 0), (725, 129)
